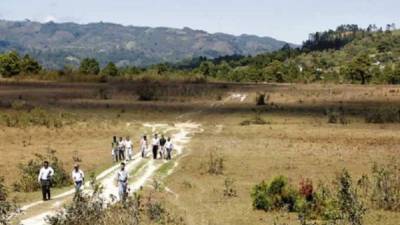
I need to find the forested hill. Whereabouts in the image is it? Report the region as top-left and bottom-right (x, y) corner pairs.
(0, 19), (293, 68)
(185, 24), (400, 84)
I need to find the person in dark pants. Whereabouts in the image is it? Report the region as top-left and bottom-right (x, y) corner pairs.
(118, 137), (125, 161)
(152, 134), (159, 159)
(112, 136), (119, 162)
(38, 161), (54, 201)
(159, 135), (166, 159)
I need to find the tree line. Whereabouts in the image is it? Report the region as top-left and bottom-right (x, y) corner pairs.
(1, 24), (399, 84)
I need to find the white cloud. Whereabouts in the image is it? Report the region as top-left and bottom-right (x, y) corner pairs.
(42, 15), (57, 23)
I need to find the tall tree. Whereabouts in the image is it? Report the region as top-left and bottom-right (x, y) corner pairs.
(0, 51), (21, 77)
(101, 62), (119, 77)
(20, 54), (42, 74)
(79, 58), (100, 75)
(345, 53), (372, 84)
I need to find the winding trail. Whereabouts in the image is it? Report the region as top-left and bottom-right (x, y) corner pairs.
(18, 122), (202, 225)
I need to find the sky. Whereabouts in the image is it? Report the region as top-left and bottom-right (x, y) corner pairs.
(0, 0), (399, 44)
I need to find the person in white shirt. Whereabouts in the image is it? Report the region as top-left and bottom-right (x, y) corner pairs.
(140, 135), (148, 158)
(118, 137), (125, 161)
(152, 134), (160, 159)
(125, 136), (133, 161)
(116, 162), (129, 201)
(165, 137), (174, 160)
(38, 161), (54, 201)
(71, 164), (85, 195)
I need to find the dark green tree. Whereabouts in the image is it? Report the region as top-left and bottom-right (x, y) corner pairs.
(387, 63), (400, 84)
(264, 60), (285, 82)
(101, 62), (119, 77)
(155, 63), (169, 75)
(79, 58), (100, 75)
(20, 54), (42, 74)
(198, 61), (215, 77)
(216, 61), (232, 80)
(0, 51), (21, 77)
(345, 53), (372, 84)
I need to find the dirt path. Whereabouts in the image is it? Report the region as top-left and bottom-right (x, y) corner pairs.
(18, 122), (202, 225)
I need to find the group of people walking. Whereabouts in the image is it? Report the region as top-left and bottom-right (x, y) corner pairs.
(37, 133), (175, 202)
(112, 136), (133, 161)
(112, 134), (174, 162)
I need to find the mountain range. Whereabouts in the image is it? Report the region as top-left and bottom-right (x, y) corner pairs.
(0, 20), (294, 68)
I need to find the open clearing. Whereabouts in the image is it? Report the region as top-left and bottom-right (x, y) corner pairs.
(1, 81), (400, 224)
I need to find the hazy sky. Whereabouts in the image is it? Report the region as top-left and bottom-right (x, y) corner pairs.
(0, 0), (399, 44)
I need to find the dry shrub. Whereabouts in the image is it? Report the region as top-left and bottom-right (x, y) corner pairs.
(336, 169), (366, 225)
(223, 177), (237, 197)
(365, 107), (400, 123)
(256, 92), (267, 106)
(370, 162), (400, 211)
(97, 87), (112, 100)
(0, 177), (16, 225)
(47, 176), (185, 225)
(0, 107), (75, 128)
(240, 110), (268, 126)
(207, 152), (224, 175)
(326, 107), (347, 124)
(136, 80), (162, 101)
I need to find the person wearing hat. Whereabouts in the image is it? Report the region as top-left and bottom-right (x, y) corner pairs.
(71, 164), (85, 195)
(38, 161), (54, 201)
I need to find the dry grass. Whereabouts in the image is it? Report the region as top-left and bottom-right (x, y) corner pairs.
(159, 84), (400, 225)
(2, 81), (400, 224)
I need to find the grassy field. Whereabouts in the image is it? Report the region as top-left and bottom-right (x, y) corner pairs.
(1, 80), (400, 224)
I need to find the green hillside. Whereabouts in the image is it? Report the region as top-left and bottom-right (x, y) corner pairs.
(0, 20), (292, 69)
(1, 24), (400, 85)
(183, 25), (400, 84)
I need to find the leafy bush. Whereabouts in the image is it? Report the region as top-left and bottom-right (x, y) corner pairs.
(365, 107), (400, 123)
(252, 172), (367, 225)
(251, 176), (299, 212)
(47, 174), (106, 225)
(0, 177), (16, 225)
(13, 149), (71, 192)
